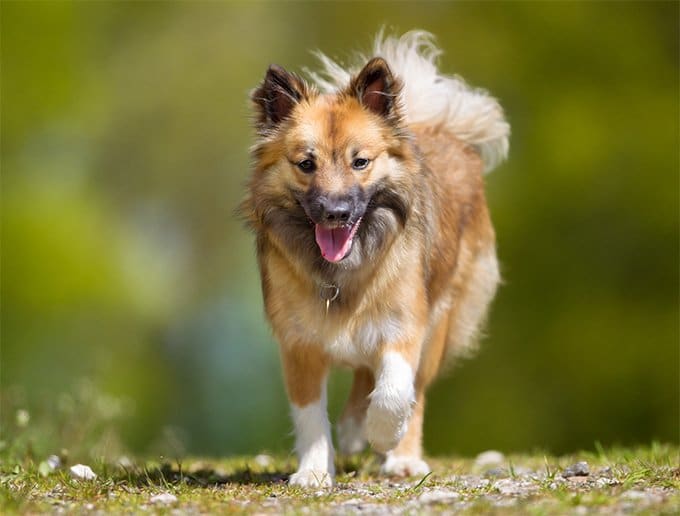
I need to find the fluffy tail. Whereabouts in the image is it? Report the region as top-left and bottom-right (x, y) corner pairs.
(307, 30), (510, 173)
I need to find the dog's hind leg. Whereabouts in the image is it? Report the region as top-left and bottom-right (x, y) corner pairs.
(337, 367), (374, 455)
(445, 246), (500, 359)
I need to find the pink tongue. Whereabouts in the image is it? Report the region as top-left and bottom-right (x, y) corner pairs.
(315, 224), (355, 262)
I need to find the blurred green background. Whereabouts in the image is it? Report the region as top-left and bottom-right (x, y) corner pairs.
(2, 1), (678, 462)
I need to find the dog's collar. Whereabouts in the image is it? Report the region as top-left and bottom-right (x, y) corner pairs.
(319, 283), (339, 314)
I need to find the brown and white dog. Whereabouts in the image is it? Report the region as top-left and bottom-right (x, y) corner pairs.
(241, 31), (509, 487)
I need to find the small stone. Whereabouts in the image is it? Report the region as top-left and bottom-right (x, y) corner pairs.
(562, 461), (589, 478)
(254, 454), (273, 467)
(149, 492), (177, 504)
(475, 450), (505, 468)
(419, 489), (460, 504)
(597, 466), (612, 477)
(596, 477), (619, 487)
(70, 464), (97, 480)
(47, 455), (61, 470)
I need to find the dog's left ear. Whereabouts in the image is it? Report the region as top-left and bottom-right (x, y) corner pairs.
(349, 57), (401, 119)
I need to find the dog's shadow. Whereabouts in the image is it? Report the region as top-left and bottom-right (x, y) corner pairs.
(117, 462), (287, 487)
(116, 455), (373, 487)
(185, 466), (288, 486)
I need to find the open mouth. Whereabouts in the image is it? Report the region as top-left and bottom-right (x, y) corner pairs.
(314, 218), (362, 263)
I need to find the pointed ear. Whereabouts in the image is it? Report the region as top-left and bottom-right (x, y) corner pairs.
(349, 57), (400, 118)
(252, 64), (308, 129)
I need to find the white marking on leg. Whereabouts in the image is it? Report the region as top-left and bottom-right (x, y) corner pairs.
(365, 352), (415, 453)
(289, 382), (335, 488)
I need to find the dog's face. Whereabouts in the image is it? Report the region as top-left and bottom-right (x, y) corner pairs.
(248, 59), (416, 269)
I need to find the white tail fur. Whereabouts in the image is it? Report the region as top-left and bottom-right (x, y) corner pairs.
(307, 30), (510, 173)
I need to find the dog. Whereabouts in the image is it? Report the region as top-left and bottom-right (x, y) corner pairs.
(240, 31), (509, 487)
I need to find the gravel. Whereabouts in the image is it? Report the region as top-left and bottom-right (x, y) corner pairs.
(418, 488), (460, 504)
(562, 461), (590, 477)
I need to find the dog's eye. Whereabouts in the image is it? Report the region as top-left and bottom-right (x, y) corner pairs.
(352, 158), (370, 170)
(297, 159), (316, 173)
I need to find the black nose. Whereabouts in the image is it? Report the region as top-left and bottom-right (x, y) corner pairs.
(321, 198), (351, 223)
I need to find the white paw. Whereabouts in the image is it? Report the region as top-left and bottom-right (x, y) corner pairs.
(288, 469), (334, 488)
(381, 453), (431, 477)
(337, 417), (367, 455)
(366, 352), (415, 453)
(365, 399), (412, 454)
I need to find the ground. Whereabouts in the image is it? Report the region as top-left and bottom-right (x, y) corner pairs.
(1, 444), (678, 514)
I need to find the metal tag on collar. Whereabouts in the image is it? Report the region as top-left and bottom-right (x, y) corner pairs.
(319, 283), (339, 314)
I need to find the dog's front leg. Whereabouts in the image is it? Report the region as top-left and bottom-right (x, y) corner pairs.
(365, 349), (418, 454)
(280, 344), (335, 488)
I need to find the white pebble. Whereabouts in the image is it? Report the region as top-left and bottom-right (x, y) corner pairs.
(150, 492), (178, 504)
(46, 455), (61, 470)
(475, 450), (505, 468)
(70, 464), (97, 480)
(254, 454), (273, 467)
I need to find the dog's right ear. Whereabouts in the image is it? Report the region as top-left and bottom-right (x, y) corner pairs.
(252, 65), (307, 130)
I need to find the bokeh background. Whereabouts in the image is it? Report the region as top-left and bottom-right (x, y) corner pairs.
(2, 1), (678, 462)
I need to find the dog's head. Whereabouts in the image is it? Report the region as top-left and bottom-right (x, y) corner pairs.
(246, 58), (416, 268)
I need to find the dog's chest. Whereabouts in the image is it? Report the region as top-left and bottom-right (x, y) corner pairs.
(323, 314), (403, 367)
(283, 306), (404, 367)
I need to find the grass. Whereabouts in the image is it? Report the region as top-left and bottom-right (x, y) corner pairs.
(1, 444), (678, 514)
